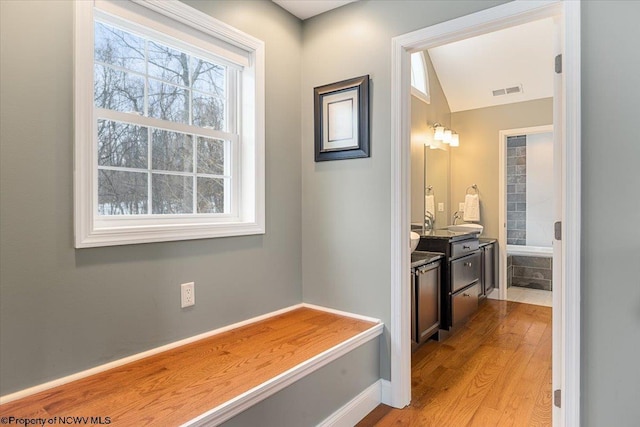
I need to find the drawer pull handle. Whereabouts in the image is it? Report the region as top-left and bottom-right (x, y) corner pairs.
(463, 245), (470, 249)
(463, 293), (471, 297)
(464, 262), (472, 267)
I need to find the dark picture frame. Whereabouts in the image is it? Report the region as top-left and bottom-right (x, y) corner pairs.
(314, 75), (370, 161)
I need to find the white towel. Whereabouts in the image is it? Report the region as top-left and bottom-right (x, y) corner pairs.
(463, 194), (480, 222)
(425, 195), (435, 218)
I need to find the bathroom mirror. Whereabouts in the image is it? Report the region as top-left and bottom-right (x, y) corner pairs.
(410, 49), (451, 232)
(424, 146), (450, 230)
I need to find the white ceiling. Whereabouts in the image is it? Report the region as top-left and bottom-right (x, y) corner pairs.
(272, 0), (357, 20)
(427, 18), (555, 113)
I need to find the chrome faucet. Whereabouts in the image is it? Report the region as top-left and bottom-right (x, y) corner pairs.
(452, 211), (462, 225)
(424, 211), (435, 232)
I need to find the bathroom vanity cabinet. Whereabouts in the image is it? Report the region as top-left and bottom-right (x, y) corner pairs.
(416, 231), (481, 338)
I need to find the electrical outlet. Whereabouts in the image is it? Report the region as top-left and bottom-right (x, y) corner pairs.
(181, 282), (195, 308)
(459, 202), (465, 212)
(438, 202), (444, 212)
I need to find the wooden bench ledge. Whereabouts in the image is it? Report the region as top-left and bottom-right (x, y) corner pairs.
(0, 306), (382, 426)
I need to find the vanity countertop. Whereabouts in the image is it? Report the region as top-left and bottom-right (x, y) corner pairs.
(411, 251), (444, 268)
(479, 237), (497, 247)
(416, 229), (481, 242)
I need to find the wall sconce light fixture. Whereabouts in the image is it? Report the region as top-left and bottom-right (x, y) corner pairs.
(430, 123), (459, 148)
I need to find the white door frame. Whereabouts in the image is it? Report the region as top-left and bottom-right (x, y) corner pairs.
(389, 1), (580, 425)
(498, 124), (554, 302)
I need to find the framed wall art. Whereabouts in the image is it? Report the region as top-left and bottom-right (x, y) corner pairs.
(314, 75), (370, 161)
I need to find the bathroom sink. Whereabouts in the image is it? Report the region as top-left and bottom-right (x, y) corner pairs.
(410, 231), (420, 252)
(446, 224), (483, 234)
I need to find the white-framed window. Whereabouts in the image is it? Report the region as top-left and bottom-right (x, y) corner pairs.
(74, 0), (265, 248)
(411, 51), (430, 104)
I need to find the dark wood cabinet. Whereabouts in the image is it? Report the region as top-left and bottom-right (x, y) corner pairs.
(414, 260), (441, 344)
(416, 234), (481, 335)
(480, 242), (496, 297)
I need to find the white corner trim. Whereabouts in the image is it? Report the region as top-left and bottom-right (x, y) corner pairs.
(317, 380), (382, 427)
(380, 379), (393, 406)
(0, 304), (304, 404)
(389, 27), (414, 412)
(184, 323), (383, 426)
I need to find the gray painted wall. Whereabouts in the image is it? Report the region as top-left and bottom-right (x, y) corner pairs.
(0, 0), (303, 394)
(581, 1), (640, 425)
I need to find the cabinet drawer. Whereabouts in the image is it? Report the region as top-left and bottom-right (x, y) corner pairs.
(450, 239), (479, 258)
(451, 252), (481, 293)
(452, 283), (480, 328)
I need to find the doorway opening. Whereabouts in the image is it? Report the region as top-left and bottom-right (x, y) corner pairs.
(499, 125), (555, 308)
(389, 2), (581, 426)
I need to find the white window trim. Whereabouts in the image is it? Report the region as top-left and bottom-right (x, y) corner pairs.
(74, 0), (265, 248)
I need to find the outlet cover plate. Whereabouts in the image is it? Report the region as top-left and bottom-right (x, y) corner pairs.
(181, 282), (195, 308)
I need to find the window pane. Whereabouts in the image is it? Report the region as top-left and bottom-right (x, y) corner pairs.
(148, 79), (189, 124)
(98, 120), (148, 168)
(98, 170), (148, 215)
(94, 64), (144, 114)
(197, 177), (224, 213)
(197, 137), (225, 175)
(94, 22), (145, 73)
(148, 41), (190, 87)
(191, 57), (225, 97)
(152, 174), (193, 214)
(193, 91), (224, 130)
(152, 130), (193, 172)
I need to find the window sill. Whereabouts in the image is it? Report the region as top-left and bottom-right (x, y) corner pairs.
(75, 221), (265, 248)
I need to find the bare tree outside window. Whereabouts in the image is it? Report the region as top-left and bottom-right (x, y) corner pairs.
(94, 21), (229, 216)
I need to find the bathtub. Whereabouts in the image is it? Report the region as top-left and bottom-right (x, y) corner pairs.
(506, 245), (553, 291)
(506, 244), (552, 257)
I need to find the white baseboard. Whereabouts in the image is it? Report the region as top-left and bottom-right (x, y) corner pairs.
(317, 380), (383, 427)
(301, 303), (382, 324)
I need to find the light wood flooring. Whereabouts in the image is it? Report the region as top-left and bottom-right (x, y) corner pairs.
(0, 308), (376, 426)
(358, 299), (552, 427)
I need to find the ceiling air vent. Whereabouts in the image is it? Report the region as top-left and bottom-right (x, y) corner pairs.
(492, 84), (523, 97)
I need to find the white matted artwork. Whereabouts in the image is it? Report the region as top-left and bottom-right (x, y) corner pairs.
(323, 91), (358, 151)
(314, 75), (370, 161)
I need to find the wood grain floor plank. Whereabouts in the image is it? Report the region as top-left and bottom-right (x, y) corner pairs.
(357, 300), (552, 427)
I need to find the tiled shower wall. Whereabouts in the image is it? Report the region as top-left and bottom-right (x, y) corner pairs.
(507, 135), (526, 245)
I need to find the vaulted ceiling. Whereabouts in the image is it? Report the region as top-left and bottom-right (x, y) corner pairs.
(427, 18), (555, 113)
